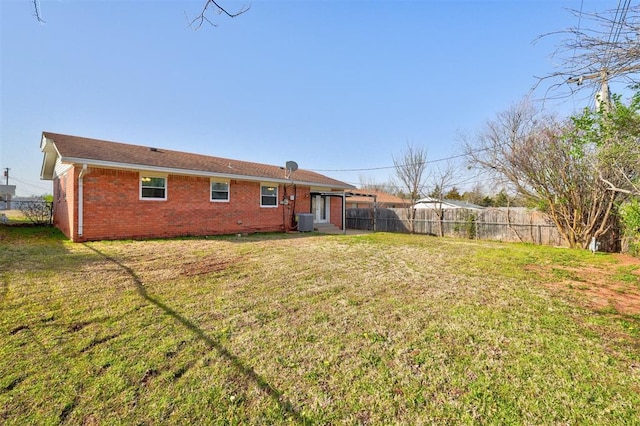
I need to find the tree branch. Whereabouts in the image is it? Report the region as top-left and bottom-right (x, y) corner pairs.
(32, 0), (45, 23)
(600, 174), (640, 195)
(190, 0), (251, 30)
(534, 5), (640, 100)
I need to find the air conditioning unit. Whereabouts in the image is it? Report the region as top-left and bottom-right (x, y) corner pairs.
(296, 213), (314, 232)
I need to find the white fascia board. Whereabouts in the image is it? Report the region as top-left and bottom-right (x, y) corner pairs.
(286, 180), (350, 189)
(40, 137), (62, 180)
(40, 134), (51, 151)
(60, 157), (347, 189)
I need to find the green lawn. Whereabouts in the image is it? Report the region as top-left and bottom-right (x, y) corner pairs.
(1, 226), (639, 424)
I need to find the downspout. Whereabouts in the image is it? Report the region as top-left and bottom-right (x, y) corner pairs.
(78, 164), (87, 237)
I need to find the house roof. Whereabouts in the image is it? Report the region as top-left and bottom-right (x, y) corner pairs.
(347, 189), (411, 206)
(40, 132), (354, 189)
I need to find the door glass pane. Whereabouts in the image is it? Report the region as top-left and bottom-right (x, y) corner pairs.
(313, 195), (328, 222)
(324, 197), (330, 220)
(320, 197), (327, 220)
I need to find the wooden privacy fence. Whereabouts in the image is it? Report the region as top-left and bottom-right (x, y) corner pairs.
(346, 207), (565, 246)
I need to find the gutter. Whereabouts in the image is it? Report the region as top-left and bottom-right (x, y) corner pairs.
(78, 164), (87, 237)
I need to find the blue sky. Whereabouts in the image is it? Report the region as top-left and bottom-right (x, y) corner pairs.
(0, 0), (609, 196)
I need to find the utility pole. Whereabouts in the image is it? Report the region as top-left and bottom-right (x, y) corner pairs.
(567, 68), (611, 111)
(596, 69), (610, 112)
(567, 63), (640, 111)
(2, 168), (11, 210)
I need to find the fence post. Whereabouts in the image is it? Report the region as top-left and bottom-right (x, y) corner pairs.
(537, 225), (541, 245)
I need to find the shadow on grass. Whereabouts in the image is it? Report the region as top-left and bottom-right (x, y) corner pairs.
(83, 244), (309, 424)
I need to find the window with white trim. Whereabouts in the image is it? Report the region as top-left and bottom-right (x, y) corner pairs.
(140, 175), (167, 200)
(260, 184), (278, 207)
(210, 180), (230, 202)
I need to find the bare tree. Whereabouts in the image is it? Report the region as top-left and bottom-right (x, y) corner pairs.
(464, 99), (623, 250)
(358, 175), (398, 194)
(536, 4), (640, 100)
(19, 199), (53, 225)
(393, 143), (428, 233)
(427, 161), (458, 237)
(462, 183), (489, 206)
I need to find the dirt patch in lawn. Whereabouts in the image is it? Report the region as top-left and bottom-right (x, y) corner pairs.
(181, 257), (235, 277)
(528, 254), (640, 315)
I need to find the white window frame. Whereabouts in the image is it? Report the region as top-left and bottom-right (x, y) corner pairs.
(260, 183), (278, 208)
(210, 179), (230, 202)
(140, 174), (167, 200)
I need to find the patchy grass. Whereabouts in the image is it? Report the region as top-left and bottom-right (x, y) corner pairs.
(1, 228), (639, 424)
(0, 210), (31, 224)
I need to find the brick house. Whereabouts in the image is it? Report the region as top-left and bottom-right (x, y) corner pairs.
(40, 132), (354, 242)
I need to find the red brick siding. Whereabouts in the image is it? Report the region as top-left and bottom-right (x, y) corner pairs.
(68, 167), (314, 242)
(281, 184), (312, 232)
(52, 169), (75, 239)
(330, 195), (344, 230)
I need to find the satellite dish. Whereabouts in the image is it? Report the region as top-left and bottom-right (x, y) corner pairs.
(284, 161), (298, 179)
(285, 161), (298, 172)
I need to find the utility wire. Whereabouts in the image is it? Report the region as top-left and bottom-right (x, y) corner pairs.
(589, 0), (632, 110)
(572, 0), (585, 111)
(310, 151), (474, 173)
(604, 0), (627, 69)
(8, 176), (52, 193)
(341, 169), (493, 193)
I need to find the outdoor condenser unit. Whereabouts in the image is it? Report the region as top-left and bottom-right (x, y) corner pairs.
(296, 213), (314, 232)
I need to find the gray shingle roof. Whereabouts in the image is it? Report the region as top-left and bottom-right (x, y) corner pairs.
(41, 132), (354, 189)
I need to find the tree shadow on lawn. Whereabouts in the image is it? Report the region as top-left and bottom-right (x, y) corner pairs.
(83, 244), (309, 424)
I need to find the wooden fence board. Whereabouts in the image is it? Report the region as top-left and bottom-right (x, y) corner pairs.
(346, 207), (565, 246)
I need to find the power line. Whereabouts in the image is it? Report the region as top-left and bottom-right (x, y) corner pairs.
(342, 168), (493, 192)
(574, 1), (634, 110)
(310, 152), (471, 173)
(9, 176), (52, 193)
(604, 0), (629, 69)
(571, 0), (585, 111)
(591, 0), (632, 110)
